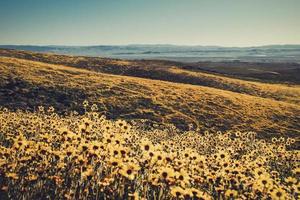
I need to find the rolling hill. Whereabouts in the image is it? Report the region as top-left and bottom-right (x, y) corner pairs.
(1, 48), (300, 103)
(0, 51), (299, 146)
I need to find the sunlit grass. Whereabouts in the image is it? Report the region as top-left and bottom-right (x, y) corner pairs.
(1, 56), (300, 140)
(0, 102), (299, 199)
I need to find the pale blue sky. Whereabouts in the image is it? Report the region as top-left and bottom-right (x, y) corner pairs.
(0, 0), (299, 46)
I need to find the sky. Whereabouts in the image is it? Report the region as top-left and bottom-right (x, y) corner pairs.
(0, 0), (299, 47)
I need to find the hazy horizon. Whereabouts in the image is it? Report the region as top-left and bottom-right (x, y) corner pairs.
(1, 0), (300, 47)
(1, 43), (300, 48)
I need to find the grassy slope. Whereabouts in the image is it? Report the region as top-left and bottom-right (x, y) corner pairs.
(1, 48), (299, 105)
(0, 56), (299, 141)
(184, 61), (300, 84)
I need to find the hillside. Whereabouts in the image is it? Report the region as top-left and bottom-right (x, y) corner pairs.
(1, 48), (300, 104)
(0, 56), (299, 145)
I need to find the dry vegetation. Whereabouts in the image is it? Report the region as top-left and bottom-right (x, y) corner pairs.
(1, 49), (300, 104)
(0, 49), (299, 199)
(168, 68), (300, 105)
(0, 105), (299, 199)
(0, 57), (299, 143)
(183, 61), (300, 84)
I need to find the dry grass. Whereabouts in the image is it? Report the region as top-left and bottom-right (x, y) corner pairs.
(1, 48), (299, 105)
(0, 57), (299, 143)
(169, 68), (300, 104)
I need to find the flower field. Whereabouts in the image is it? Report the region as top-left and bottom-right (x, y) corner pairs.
(0, 103), (299, 199)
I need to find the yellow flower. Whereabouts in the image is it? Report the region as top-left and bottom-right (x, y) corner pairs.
(91, 104), (98, 111)
(140, 139), (153, 152)
(119, 162), (140, 180)
(6, 172), (18, 180)
(27, 174), (38, 181)
(76, 155), (87, 165)
(225, 189), (238, 198)
(83, 100), (89, 107)
(216, 150), (230, 161)
(109, 145), (122, 158)
(270, 187), (288, 200)
(118, 146), (129, 158)
(175, 170), (190, 187)
(79, 143), (90, 152)
(47, 106), (55, 112)
(189, 188), (212, 200)
(89, 141), (102, 151)
(143, 150), (156, 160)
(147, 173), (160, 186)
(272, 137), (278, 143)
(170, 186), (185, 199)
(121, 123), (131, 132)
(292, 167), (300, 175)
(285, 176), (297, 185)
(158, 166), (175, 182)
(253, 174), (273, 191)
(183, 188), (193, 199)
(116, 119), (127, 128)
(81, 167), (94, 180)
(109, 157), (122, 168)
(253, 167), (266, 178)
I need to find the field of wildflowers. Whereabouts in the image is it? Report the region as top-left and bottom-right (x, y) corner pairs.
(0, 102), (299, 199)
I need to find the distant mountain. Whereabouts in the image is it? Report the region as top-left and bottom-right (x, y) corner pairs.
(1, 44), (300, 63)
